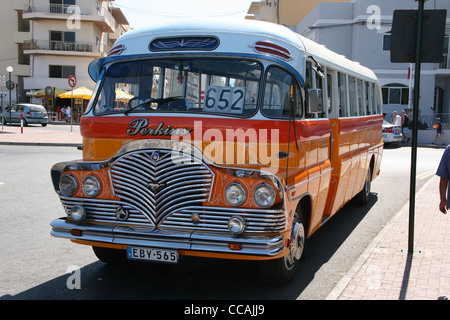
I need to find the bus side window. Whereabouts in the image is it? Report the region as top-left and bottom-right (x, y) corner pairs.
(366, 81), (372, 115)
(357, 79), (364, 116)
(338, 72), (348, 117)
(373, 83), (380, 114)
(348, 76), (358, 116)
(326, 71), (333, 116)
(305, 60), (325, 119)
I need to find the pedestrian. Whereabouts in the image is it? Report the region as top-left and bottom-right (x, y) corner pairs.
(66, 106), (71, 122)
(60, 106), (66, 121)
(436, 144), (450, 214)
(56, 105), (61, 120)
(432, 118), (445, 145)
(401, 110), (410, 143)
(392, 111), (401, 126)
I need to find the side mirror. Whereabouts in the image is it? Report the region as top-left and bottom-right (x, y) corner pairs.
(307, 88), (323, 113)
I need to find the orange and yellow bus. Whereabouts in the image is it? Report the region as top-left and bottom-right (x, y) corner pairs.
(50, 19), (383, 285)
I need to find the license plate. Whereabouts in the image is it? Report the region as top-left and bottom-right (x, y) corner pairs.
(127, 246), (178, 263)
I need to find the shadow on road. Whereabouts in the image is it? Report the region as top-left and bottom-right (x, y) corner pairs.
(1, 194), (378, 300)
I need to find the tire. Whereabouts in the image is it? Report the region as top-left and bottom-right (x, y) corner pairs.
(92, 246), (127, 264)
(260, 211), (306, 285)
(41, 123), (47, 127)
(356, 166), (372, 205)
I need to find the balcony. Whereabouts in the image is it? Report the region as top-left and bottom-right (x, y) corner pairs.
(22, 4), (115, 33)
(23, 40), (104, 58)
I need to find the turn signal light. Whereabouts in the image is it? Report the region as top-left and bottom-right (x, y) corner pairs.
(229, 243), (242, 251)
(71, 229), (83, 237)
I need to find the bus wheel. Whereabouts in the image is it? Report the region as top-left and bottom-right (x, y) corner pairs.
(260, 212), (306, 285)
(357, 167), (372, 205)
(92, 246), (127, 264)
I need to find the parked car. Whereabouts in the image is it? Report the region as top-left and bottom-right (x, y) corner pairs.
(382, 120), (402, 144)
(1, 103), (48, 126)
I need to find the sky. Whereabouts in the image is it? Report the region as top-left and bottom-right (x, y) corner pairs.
(113, 0), (256, 29)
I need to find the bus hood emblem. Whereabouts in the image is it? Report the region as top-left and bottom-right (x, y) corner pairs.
(150, 151), (160, 162)
(147, 182), (167, 192)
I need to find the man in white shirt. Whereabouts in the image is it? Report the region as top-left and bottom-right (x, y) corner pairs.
(66, 106), (71, 122)
(392, 111), (402, 126)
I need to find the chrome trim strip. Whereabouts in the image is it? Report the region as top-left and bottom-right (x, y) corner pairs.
(50, 218), (285, 257)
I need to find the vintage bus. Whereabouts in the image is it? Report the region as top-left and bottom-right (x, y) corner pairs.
(50, 19), (383, 285)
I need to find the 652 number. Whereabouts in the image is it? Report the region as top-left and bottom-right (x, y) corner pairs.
(204, 86), (245, 114)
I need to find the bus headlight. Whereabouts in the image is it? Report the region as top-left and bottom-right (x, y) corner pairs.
(59, 174), (78, 196)
(225, 182), (246, 206)
(254, 183), (276, 208)
(82, 175), (102, 197)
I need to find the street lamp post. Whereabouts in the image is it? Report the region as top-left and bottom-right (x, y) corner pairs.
(6, 66), (14, 124)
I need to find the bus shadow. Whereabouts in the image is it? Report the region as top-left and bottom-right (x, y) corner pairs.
(2, 194), (377, 300)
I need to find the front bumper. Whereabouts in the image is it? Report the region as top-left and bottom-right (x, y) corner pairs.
(51, 218), (286, 258)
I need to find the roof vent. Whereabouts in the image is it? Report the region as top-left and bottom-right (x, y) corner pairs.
(252, 41), (292, 61)
(108, 44), (126, 56)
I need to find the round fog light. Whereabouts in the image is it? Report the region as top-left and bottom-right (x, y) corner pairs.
(70, 205), (86, 222)
(228, 216), (246, 235)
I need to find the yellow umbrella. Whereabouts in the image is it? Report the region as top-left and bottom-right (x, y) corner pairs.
(58, 86), (93, 100)
(115, 88), (134, 100)
(29, 88), (67, 97)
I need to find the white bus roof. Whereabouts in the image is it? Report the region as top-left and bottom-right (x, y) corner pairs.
(91, 18), (377, 83)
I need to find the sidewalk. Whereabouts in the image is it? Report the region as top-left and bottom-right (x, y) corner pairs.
(1, 123), (449, 300)
(328, 174), (450, 300)
(0, 123), (81, 147)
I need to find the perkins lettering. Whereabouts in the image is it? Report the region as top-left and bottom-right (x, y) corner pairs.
(127, 118), (192, 137)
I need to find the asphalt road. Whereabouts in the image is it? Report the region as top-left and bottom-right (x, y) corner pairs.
(0, 144), (444, 300)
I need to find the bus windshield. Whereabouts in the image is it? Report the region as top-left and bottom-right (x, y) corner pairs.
(93, 58), (262, 117)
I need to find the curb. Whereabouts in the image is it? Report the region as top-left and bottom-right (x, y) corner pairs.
(0, 141), (80, 147)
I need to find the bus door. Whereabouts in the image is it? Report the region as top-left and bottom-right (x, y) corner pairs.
(284, 61), (332, 236)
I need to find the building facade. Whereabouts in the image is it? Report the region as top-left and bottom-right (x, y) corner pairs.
(246, 0), (349, 27)
(247, 0), (450, 139)
(0, 0), (129, 106)
(295, 0), (450, 128)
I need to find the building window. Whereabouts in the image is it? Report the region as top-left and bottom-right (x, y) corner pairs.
(383, 32), (391, 51)
(50, 0), (76, 13)
(50, 31), (75, 49)
(382, 85), (409, 105)
(49, 65), (76, 78)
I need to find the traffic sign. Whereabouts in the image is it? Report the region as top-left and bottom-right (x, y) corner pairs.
(45, 86), (53, 96)
(6, 80), (15, 90)
(68, 75), (77, 88)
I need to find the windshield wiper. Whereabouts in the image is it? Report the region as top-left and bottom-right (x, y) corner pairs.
(123, 96), (183, 115)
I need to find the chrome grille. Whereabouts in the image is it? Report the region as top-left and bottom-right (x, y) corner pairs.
(61, 197), (152, 226)
(110, 149), (214, 224)
(61, 197), (286, 233)
(160, 206), (286, 233)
